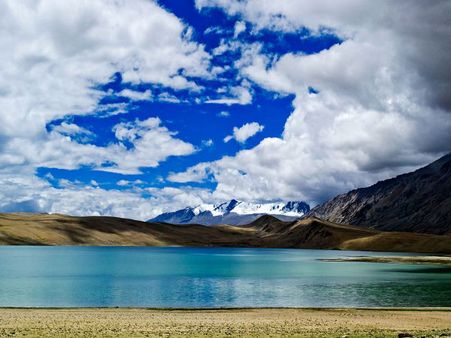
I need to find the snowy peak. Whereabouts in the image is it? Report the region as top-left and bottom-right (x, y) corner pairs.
(230, 200), (310, 217)
(195, 200), (309, 217)
(215, 199), (240, 214)
(149, 200), (310, 226)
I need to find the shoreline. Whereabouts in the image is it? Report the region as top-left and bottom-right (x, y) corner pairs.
(320, 255), (451, 265)
(1, 306), (451, 310)
(1, 308), (450, 337)
(2, 244), (451, 256)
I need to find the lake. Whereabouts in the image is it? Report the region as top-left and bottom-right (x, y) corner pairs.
(0, 246), (450, 308)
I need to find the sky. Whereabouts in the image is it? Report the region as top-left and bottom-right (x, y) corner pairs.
(0, 0), (450, 220)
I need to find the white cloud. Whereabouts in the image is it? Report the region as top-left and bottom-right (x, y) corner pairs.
(0, 173), (214, 220)
(157, 92), (182, 103)
(205, 84), (252, 105)
(0, 117), (196, 175)
(212, 41), (231, 56)
(202, 139), (214, 147)
(197, 0), (385, 34)
(116, 180), (129, 187)
(0, 0), (209, 215)
(204, 26), (228, 35)
(167, 163), (211, 184)
(218, 111), (230, 117)
(94, 103), (129, 117)
(0, 0), (209, 168)
(116, 179), (144, 187)
(117, 89), (152, 101)
(234, 21), (246, 38)
(1, 0), (210, 135)
(51, 122), (94, 138)
(175, 0), (451, 205)
(224, 122), (264, 144)
(104, 117), (196, 174)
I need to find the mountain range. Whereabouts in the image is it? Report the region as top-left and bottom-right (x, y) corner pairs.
(307, 153), (451, 235)
(150, 153), (451, 234)
(149, 200), (310, 225)
(0, 153), (450, 252)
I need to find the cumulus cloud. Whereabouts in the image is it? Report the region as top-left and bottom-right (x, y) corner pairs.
(175, 0), (451, 204)
(0, 0), (209, 209)
(0, 0), (209, 163)
(117, 89), (152, 101)
(0, 117), (195, 175)
(234, 21), (246, 38)
(0, 0), (210, 135)
(116, 179), (144, 187)
(102, 117), (197, 174)
(205, 84), (252, 105)
(2, 0), (451, 217)
(116, 180), (130, 187)
(168, 163), (212, 184)
(224, 122), (264, 143)
(51, 123), (94, 144)
(197, 0), (451, 111)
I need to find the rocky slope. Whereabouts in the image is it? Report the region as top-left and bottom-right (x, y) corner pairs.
(1, 213), (451, 253)
(307, 153), (451, 234)
(149, 199), (310, 225)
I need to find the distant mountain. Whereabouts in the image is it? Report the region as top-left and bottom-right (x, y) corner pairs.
(307, 153), (451, 234)
(148, 199), (310, 225)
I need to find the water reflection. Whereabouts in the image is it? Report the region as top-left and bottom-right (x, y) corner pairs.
(0, 246), (449, 307)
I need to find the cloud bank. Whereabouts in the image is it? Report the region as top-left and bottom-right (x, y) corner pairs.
(0, 0), (211, 219)
(179, 0), (451, 204)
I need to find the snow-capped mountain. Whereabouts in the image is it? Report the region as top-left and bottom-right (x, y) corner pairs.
(148, 199), (310, 225)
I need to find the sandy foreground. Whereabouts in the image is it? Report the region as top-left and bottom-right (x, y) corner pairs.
(0, 308), (450, 338)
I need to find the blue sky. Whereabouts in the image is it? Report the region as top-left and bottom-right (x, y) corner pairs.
(39, 0), (341, 193)
(0, 0), (449, 220)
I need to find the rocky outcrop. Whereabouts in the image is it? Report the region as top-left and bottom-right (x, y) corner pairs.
(307, 153), (451, 234)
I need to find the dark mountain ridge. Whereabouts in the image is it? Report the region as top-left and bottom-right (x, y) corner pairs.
(307, 153), (451, 234)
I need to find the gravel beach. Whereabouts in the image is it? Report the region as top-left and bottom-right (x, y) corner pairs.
(0, 308), (450, 337)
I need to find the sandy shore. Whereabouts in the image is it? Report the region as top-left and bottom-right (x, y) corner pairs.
(0, 308), (450, 337)
(320, 255), (451, 265)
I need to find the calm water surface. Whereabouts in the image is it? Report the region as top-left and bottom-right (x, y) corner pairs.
(0, 246), (450, 307)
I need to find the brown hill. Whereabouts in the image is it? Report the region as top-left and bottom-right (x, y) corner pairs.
(244, 214), (290, 233)
(307, 153), (451, 234)
(0, 213), (255, 247)
(269, 217), (451, 253)
(1, 213), (450, 253)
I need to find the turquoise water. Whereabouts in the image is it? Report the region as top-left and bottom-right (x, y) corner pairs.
(0, 247), (450, 308)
